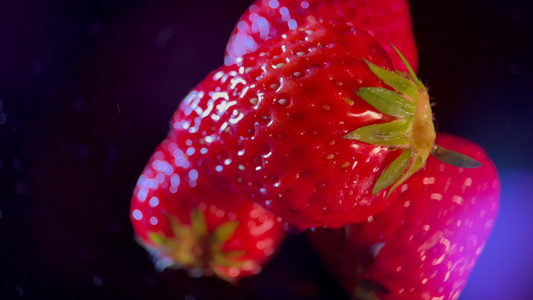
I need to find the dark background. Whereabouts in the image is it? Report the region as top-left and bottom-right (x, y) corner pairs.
(1, 0), (533, 299)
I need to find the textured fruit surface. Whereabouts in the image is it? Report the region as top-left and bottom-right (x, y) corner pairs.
(170, 20), (434, 229)
(225, 0), (418, 72)
(308, 133), (500, 300)
(130, 139), (285, 281)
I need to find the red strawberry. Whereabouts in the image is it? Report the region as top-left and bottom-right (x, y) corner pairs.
(308, 133), (500, 300)
(225, 0), (418, 72)
(170, 20), (439, 229)
(130, 139), (285, 282)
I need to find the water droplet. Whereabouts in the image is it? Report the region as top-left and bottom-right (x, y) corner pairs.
(186, 147), (195, 156)
(90, 22), (103, 34)
(73, 97), (84, 111)
(93, 275), (103, 287)
(149, 197), (159, 207)
(132, 210), (143, 220)
(189, 169), (198, 181)
(12, 158), (21, 172)
(156, 27), (175, 48)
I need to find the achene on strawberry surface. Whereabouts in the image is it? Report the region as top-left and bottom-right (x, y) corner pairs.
(169, 20), (439, 229)
(225, 0), (418, 72)
(307, 133), (500, 300)
(131, 139), (285, 282)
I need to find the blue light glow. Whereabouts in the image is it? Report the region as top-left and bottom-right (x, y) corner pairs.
(460, 170), (533, 299)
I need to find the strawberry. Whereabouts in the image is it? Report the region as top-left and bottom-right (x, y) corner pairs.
(130, 139), (285, 282)
(225, 0), (418, 72)
(307, 133), (500, 300)
(170, 20), (441, 229)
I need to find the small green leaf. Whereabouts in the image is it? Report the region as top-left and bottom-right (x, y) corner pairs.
(363, 59), (418, 101)
(224, 250), (247, 258)
(214, 251), (246, 267)
(166, 214), (191, 240)
(353, 286), (381, 300)
(213, 220), (239, 245)
(431, 145), (482, 168)
(386, 153), (426, 197)
(148, 232), (165, 245)
(345, 120), (411, 147)
(213, 268), (239, 284)
(147, 232), (180, 251)
(357, 87), (415, 118)
(389, 43), (423, 90)
(373, 149), (413, 194)
(191, 208), (208, 236)
(215, 258), (243, 268)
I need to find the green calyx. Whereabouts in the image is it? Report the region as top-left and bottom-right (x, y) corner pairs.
(141, 208), (245, 282)
(345, 45), (480, 196)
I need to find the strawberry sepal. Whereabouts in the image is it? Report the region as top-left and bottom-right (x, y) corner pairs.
(346, 46), (436, 195)
(431, 145), (483, 168)
(345, 119), (410, 147)
(137, 209), (246, 282)
(372, 149), (412, 194)
(349, 51), (482, 195)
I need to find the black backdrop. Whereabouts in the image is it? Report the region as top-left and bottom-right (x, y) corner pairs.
(1, 0), (533, 299)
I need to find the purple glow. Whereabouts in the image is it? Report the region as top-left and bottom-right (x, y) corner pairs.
(460, 170), (533, 299)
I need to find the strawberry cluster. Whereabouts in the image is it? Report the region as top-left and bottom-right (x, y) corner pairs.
(130, 0), (500, 299)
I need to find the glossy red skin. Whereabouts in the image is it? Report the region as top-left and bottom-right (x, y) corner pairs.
(171, 21), (405, 229)
(308, 133), (500, 300)
(130, 139), (285, 279)
(225, 0), (418, 72)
